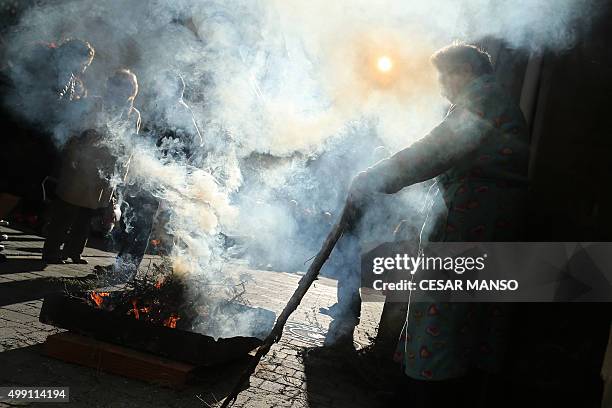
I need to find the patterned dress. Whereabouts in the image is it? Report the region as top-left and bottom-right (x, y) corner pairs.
(364, 74), (530, 380)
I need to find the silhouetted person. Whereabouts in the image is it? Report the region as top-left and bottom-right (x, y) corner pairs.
(95, 71), (204, 280)
(0, 39), (95, 261)
(325, 43), (529, 408)
(43, 69), (140, 264)
(147, 71), (203, 162)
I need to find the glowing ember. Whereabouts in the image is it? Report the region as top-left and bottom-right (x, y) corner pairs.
(377, 56), (393, 72)
(131, 299), (140, 319)
(163, 314), (180, 329)
(154, 277), (165, 289)
(86, 269), (187, 330)
(90, 291), (110, 308)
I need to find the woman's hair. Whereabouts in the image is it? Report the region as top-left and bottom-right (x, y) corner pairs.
(107, 68), (138, 99)
(57, 38), (95, 66)
(431, 43), (493, 76)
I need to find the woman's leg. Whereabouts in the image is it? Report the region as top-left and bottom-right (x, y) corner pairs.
(63, 207), (93, 263)
(42, 199), (77, 262)
(115, 190), (159, 278)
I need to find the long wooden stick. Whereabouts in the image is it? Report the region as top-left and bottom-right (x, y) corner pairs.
(219, 201), (355, 407)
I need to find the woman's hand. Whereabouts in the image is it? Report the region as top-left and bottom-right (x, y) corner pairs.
(348, 171), (372, 203)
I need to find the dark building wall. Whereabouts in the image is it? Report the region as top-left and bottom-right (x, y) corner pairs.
(527, 4), (612, 241)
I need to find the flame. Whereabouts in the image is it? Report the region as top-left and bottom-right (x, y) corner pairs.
(163, 314), (180, 329)
(90, 291), (110, 308)
(89, 278), (180, 329)
(131, 299), (140, 320)
(154, 277), (165, 289)
(89, 286), (181, 329)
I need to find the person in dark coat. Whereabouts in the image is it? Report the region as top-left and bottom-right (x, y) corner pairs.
(0, 39), (94, 213)
(147, 71), (203, 162)
(42, 69), (140, 264)
(95, 71), (203, 282)
(0, 38), (94, 262)
(7, 38), (95, 133)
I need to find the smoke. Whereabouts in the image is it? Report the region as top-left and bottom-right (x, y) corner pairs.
(1, 0), (601, 335)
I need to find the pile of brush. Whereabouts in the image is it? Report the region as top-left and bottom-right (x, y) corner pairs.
(87, 261), (252, 336)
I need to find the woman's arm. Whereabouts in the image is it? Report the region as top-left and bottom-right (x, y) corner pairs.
(358, 106), (494, 194)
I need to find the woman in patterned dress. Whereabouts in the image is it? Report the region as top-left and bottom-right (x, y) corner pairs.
(349, 43), (529, 407)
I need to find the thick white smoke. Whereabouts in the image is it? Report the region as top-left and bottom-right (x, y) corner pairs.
(6, 0), (596, 150)
(1, 0), (600, 312)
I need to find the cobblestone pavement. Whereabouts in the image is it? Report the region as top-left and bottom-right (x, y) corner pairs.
(0, 225), (391, 408)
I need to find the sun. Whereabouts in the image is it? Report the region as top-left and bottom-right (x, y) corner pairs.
(377, 56), (393, 73)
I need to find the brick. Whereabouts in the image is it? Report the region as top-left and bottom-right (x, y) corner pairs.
(274, 365), (297, 377)
(259, 380), (285, 394)
(0, 308), (37, 324)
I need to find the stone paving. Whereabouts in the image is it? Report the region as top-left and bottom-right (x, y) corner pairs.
(0, 225), (391, 408)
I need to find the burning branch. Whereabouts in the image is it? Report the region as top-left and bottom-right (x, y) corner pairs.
(90, 291), (110, 308)
(220, 201), (356, 407)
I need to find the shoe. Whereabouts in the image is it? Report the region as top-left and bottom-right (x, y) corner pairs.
(319, 303), (341, 319)
(0, 220), (8, 227)
(323, 318), (358, 350)
(0, 244), (4, 252)
(42, 256), (66, 264)
(0, 234), (7, 241)
(304, 341), (357, 361)
(70, 256), (88, 264)
(93, 264), (115, 275)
